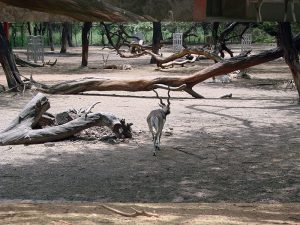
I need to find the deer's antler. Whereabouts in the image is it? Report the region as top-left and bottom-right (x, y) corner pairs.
(153, 89), (164, 105)
(167, 87), (171, 106)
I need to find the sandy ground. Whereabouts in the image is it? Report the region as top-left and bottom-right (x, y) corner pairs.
(0, 45), (299, 224)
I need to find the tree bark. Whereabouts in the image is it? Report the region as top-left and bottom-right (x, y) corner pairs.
(277, 22), (300, 100)
(0, 23), (23, 90)
(150, 21), (162, 64)
(67, 23), (74, 47)
(117, 47), (222, 68)
(81, 22), (92, 67)
(0, 93), (124, 145)
(27, 22), (32, 35)
(48, 22), (55, 51)
(60, 22), (68, 53)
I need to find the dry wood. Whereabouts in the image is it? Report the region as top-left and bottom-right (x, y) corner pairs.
(14, 54), (45, 68)
(161, 55), (197, 68)
(101, 205), (159, 218)
(30, 46), (285, 98)
(118, 47), (222, 68)
(0, 93), (124, 145)
(220, 93), (233, 99)
(45, 59), (57, 66)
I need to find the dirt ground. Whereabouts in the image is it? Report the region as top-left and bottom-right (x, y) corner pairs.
(0, 45), (299, 224)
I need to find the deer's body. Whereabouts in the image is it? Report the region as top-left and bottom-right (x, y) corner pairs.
(147, 89), (171, 156)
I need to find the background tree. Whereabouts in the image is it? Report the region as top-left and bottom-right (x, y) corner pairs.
(150, 21), (162, 64)
(0, 23), (23, 90)
(60, 22), (68, 53)
(47, 22), (55, 51)
(278, 22), (300, 100)
(67, 23), (74, 47)
(81, 22), (92, 67)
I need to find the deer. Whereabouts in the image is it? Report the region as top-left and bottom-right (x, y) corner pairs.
(147, 88), (171, 156)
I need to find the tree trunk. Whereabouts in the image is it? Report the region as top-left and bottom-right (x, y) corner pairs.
(27, 22), (32, 35)
(60, 22), (68, 53)
(67, 23), (74, 47)
(150, 21), (162, 64)
(21, 23), (24, 47)
(0, 23), (23, 90)
(277, 22), (300, 101)
(48, 22), (55, 51)
(0, 93), (124, 145)
(212, 22), (219, 50)
(81, 22), (92, 67)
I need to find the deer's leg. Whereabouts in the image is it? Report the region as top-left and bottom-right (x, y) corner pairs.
(147, 120), (155, 141)
(153, 134), (159, 156)
(157, 131), (163, 151)
(154, 133), (159, 149)
(157, 120), (165, 151)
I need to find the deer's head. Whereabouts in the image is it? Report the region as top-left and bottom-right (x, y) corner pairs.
(153, 88), (171, 115)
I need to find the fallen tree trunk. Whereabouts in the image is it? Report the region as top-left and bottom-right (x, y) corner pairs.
(0, 93), (125, 145)
(32, 46), (284, 98)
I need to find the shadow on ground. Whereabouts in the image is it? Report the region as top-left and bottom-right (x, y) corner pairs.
(0, 99), (299, 203)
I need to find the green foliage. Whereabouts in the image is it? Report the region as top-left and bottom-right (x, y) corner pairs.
(7, 22), (299, 48)
(250, 27), (276, 43)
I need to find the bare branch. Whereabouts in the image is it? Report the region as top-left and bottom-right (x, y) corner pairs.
(101, 205), (159, 218)
(152, 84), (186, 91)
(84, 101), (101, 114)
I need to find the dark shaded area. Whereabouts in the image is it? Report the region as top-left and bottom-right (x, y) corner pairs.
(0, 99), (299, 203)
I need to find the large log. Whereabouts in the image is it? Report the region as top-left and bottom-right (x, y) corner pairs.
(33, 46), (284, 98)
(0, 93), (123, 145)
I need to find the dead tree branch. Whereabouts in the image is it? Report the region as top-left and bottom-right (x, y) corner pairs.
(118, 47), (222, 68)
(31, 44), (287, 98)
(0, 93), (125, 145)
(101, 205), (159, 218)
